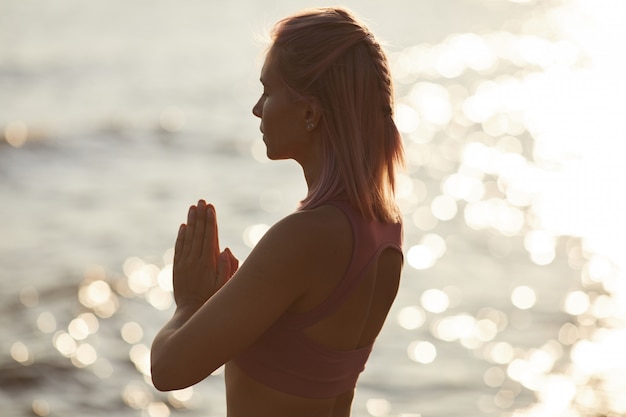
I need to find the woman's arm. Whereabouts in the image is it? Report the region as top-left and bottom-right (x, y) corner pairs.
(150, 200), (332, 391)
(151, 200), (237, 390)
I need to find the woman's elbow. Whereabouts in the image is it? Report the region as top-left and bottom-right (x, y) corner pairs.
(151, 363), (174, 391)
(151, 376), (169, 392)
(150, 356), (186, 391)
(150, 358), (214, 391)
(151, 368), (191, 391)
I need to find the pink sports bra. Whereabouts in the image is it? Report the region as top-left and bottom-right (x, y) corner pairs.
(232, 200), (403, 398)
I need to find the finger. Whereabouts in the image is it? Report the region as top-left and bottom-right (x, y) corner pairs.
(210, 204), (220, 261)
(174, 224), (186, 264)
(226, 248), (239, 274)
(213, 205), (220, 259)
(191, 200), (207, 258)
(204, 204), (219, 265)
(216, 249), (237, 287)
(216, 251), (230, 288)
(182, 205), (196, 257)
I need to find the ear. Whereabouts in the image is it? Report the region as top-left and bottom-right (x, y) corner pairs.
(302, 96), (323, 131)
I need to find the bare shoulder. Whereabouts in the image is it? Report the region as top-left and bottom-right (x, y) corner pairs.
(245, 203), (352, 293)
(265, 204), (351, 249)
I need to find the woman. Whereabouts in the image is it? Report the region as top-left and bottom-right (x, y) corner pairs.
(151, 7), (404, 417)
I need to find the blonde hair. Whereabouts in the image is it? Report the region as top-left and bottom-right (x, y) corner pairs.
(270, 7), (404, 223)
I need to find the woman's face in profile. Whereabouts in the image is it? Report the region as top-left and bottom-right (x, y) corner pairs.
(252, 50), (312, 162)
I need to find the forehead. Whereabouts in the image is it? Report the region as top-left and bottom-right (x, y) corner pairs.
(260, 48), (279, 83)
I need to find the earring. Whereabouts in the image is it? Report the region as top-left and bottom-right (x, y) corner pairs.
(306, 122), (315, 131)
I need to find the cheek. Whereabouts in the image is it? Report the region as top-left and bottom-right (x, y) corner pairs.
(261, 101), (276, 128)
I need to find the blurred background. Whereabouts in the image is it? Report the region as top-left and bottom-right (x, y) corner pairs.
(1, 0), (625, 416)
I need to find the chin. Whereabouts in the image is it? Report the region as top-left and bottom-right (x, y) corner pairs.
(264, 145), (284, 161)
(265, 152), (284, 161)
(264, 147), (277, 160)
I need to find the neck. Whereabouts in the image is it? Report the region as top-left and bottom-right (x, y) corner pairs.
(296, 134), (322, 195)
(301, 158), (320, 194)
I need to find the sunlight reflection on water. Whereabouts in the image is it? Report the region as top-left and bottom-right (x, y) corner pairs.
(5, 1), (625, 416)
(393, 0), (626, 415)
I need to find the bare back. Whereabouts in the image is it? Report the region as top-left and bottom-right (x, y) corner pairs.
(225, 204), (403, 417)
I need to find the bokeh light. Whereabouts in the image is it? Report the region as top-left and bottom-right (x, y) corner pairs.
(10, 341), (32, 365)
(397, 305), (426, 330)
(511, 286), (537, 310)
(31, 399), (50, 417)
(3, 1), (626, 416)
(121, 321), (144, 344)
(366, 398), (392, 417)
(243, 224), (269, 248)
(159, 107), (186, 133)
(4, 120), (29, 148)
(36, 312), (57, 334)
(420, 289), (449, 314)
(168, 387), (194, 409)
(407, 341), (437, 364)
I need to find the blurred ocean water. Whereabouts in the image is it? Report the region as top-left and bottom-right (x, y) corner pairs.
(2, 0), (626, 416)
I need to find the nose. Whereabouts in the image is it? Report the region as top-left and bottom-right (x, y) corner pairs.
(252, 97), (263, 118)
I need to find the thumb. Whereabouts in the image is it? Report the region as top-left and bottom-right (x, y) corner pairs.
(227, 247), (239, 275)
(216, 248), (238, 288)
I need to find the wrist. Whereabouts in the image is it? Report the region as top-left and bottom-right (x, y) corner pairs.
(170, 301), (204, 325)
(176, 299), (205, 312)
(175, 294), (207, 309)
